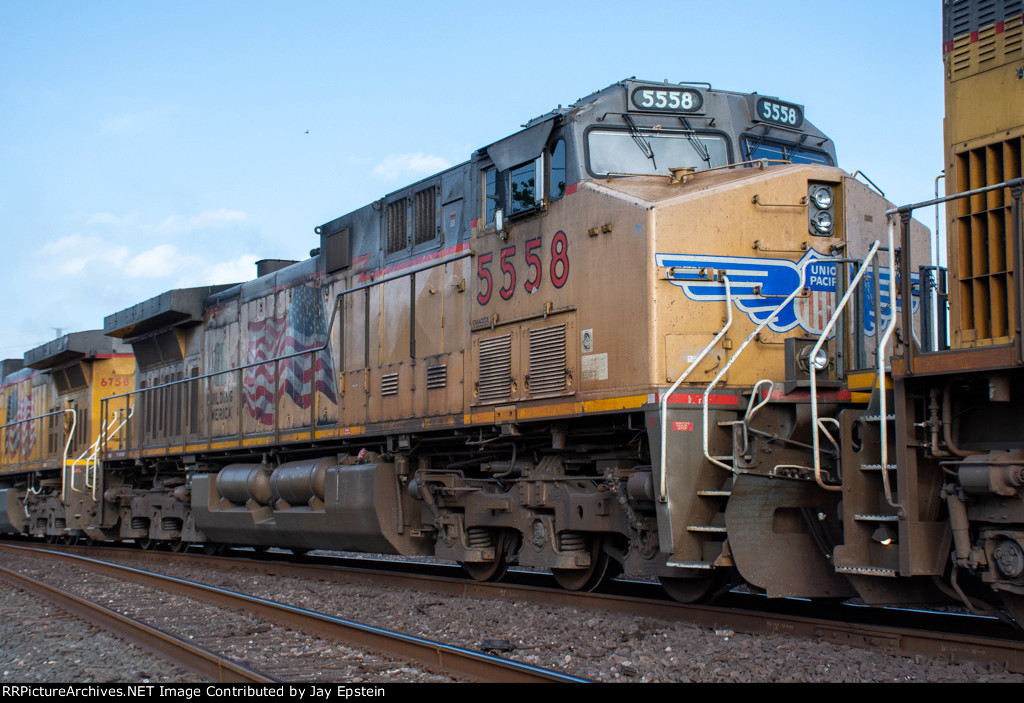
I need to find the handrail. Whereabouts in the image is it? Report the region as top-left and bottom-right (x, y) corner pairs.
(884, 177), (1024, 216)
(701, 255), (822, 471)
(60, 409), (77, 501)
(658, 275), (733, 502)
(99, 248), (474, 455)
(2, 407), (69, 474)
(875, 217), (904, 514)
(85, 405), (134, 500)
(808, 240), (882, 491)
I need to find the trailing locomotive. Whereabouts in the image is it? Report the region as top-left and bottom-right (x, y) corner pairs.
(7, 13), (1022, 618)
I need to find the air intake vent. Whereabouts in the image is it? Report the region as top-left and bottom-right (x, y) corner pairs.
(426, 364), (447, 389)
(413, 187), (437, 245)
(527, 323), (567, 396)
(477, 334), (512, 403)
(381, 372), (399, 397)
(386, 199), (407, 254)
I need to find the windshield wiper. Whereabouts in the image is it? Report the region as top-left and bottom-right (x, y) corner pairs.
(623, 114), (657, 171)
(679, 116), (711, 167)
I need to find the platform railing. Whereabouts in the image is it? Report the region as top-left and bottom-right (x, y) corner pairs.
(807, 239), (886, 493)
(658, 275), (733, 502)
(99, 248), (474, 457)
(699, 255), (824, 472)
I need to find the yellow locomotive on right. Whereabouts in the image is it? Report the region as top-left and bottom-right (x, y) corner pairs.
(830, 0), (1024, 621)
(887, 0), (1024, 619)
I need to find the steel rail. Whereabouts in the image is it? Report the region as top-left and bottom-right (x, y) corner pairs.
(0, 564), (275, 683)
(1, 544), (588, 684)
(26, 542), (1024, 676)
(73, 544), (1024, 674)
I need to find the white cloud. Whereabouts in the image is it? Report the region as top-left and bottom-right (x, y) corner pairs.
(175, 254), (258, 287)
(37, 234), (130, 276)
(373, 152), (452, 180)
(124, 244), (204, 278)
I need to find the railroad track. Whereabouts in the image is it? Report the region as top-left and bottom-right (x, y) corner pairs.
(7, 540), (1024, 680)
(0, 544), (587, 683)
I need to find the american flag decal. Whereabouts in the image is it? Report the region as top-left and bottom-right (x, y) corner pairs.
(242, 284), (338, 425)
(4, 388), (36, 459)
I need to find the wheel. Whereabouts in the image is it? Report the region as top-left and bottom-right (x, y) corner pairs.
(202, 542), (225, 556)
(168, 540), (188, 553)
(137, 538), (156, 550)
(460, 529), (509, 582)
(659, 570), (728, 603)
(551, 535), (621, 592)
(45, 534), (60, 545)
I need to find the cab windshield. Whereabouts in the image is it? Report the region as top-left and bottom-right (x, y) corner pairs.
(587, 129), (729, 176)
(741, 138), (832, 166)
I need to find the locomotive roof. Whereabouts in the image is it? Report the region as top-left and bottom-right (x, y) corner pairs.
(24, 330), (129, 370)
(104, 285), (236, 340)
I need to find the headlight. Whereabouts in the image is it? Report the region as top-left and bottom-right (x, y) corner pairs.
(810, 347), (828, 370)
(798, 345), (829, 372)
(812, 210), (833, 234)
(810, 185), (833, 209)
(808, 182), (837, 237)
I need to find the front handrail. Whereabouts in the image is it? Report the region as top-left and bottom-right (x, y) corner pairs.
(808, 240), (883, 492)
(875, 218), (903, 513)
(60, 409), (76, 501)
(658, 275), (733, 502)
(701, 255), (823, 471)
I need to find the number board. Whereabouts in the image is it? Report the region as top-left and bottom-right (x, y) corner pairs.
(629, 86), (704, 113)
(754, 98), (804, 128)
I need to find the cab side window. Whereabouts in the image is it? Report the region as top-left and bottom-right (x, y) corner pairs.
(480, 136), (566, 228)
(482, 166), (498, 226)
(549, 139), (566, 201)
(509, 160), (540, 216)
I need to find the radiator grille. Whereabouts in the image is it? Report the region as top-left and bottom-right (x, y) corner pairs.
(381, 372), (399, 397)
(952, 136), (1023, 346)
(477, 334), (512, 402)
(426, 364), (447, 389)
(528, 323), (567, 396)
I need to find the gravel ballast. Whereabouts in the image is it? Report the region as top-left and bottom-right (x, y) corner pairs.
(2, 551), (1023, 683)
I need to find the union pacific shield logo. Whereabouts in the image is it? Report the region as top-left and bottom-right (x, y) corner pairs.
(655, 249), (920, 336)
(655, 248), (835, 334)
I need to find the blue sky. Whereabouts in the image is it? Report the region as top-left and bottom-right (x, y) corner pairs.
(0, 1), (944, 358)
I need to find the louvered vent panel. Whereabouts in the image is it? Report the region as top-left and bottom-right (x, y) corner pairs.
(381, 372), (399, 397)
(413, 187), (436, 245)
(426, 364), (447, 389)
(947, 0), (1024, 78)
(477, 335), (512, 402)
(386, 199), (407, 254)
(528, 323), (567, 396)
